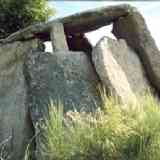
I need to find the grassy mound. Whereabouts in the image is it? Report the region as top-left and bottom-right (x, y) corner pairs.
(38, 94), (160, 160)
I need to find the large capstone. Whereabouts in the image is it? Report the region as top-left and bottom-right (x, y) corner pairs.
(92, 37), (150, 103)
(112, 10), (160, 91)
(0, 4), (131, 43)
(0, 39), (42, 160)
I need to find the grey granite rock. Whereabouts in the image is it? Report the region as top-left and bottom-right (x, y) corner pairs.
(92, 37), (150, 103)
(50, 22), (68, 52)
(0, 39), (42, 160)
(25, 50), (101, 127)
(113, 10), (160, 91)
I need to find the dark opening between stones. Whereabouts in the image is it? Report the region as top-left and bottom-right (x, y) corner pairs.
(66, 33), (93, 57)
(66, 24), (116, 57)
(43, 24), (116, 55)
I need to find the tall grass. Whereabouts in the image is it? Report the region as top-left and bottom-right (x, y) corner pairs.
(38, 94), (160, 160)
(0, 136), (12, 160)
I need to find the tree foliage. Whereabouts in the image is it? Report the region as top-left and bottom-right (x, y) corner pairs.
(0, 0), (55, 38)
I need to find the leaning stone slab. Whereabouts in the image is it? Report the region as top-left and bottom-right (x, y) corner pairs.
(0, 39), (42, 160)
(92, 37), (150, 103)
(112, 10), (160, 91)
(25, 50), (101, 126)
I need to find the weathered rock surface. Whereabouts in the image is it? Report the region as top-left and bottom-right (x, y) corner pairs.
(92, 37), (150, 103)
(112, 10), (160, 91)
(0, 39), (42, 160)
(25, 50), (101, 126)
(50, 22), (68, 52)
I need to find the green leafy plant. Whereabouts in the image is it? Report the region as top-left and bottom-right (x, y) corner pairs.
(0, 0), (55, 38)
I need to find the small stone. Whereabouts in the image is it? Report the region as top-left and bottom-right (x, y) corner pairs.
(50, 22), (68, 52)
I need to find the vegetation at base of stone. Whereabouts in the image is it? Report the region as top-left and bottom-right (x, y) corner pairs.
(38, 94), (160, 160)
(0, 0), (55, 39)
(0, 136), (12, 160)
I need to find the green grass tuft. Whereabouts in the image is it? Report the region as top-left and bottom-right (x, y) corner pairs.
(38, 94), (160, 160)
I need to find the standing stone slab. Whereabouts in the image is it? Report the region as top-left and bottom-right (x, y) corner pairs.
(0, 39), (41, 160)
(25, 51), (101, 126)
(112, 10), (160, 91)
(92, 37), (150, 103)
(50, 22), (69, 52)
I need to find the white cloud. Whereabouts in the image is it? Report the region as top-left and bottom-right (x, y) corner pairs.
(145, 17), (160, 49)
(85, 25), (115, 46)
(44, 41), (52, 52)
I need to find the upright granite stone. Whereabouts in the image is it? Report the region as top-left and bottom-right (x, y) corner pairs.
(112, 10), (160, 91)
(25, 50), (101, 127)
(0, 39), (42, 160)
(50, 22), (69, 52)
(92, 37), (150, 103)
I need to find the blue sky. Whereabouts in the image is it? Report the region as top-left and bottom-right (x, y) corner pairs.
(46, 1), (160, 51)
